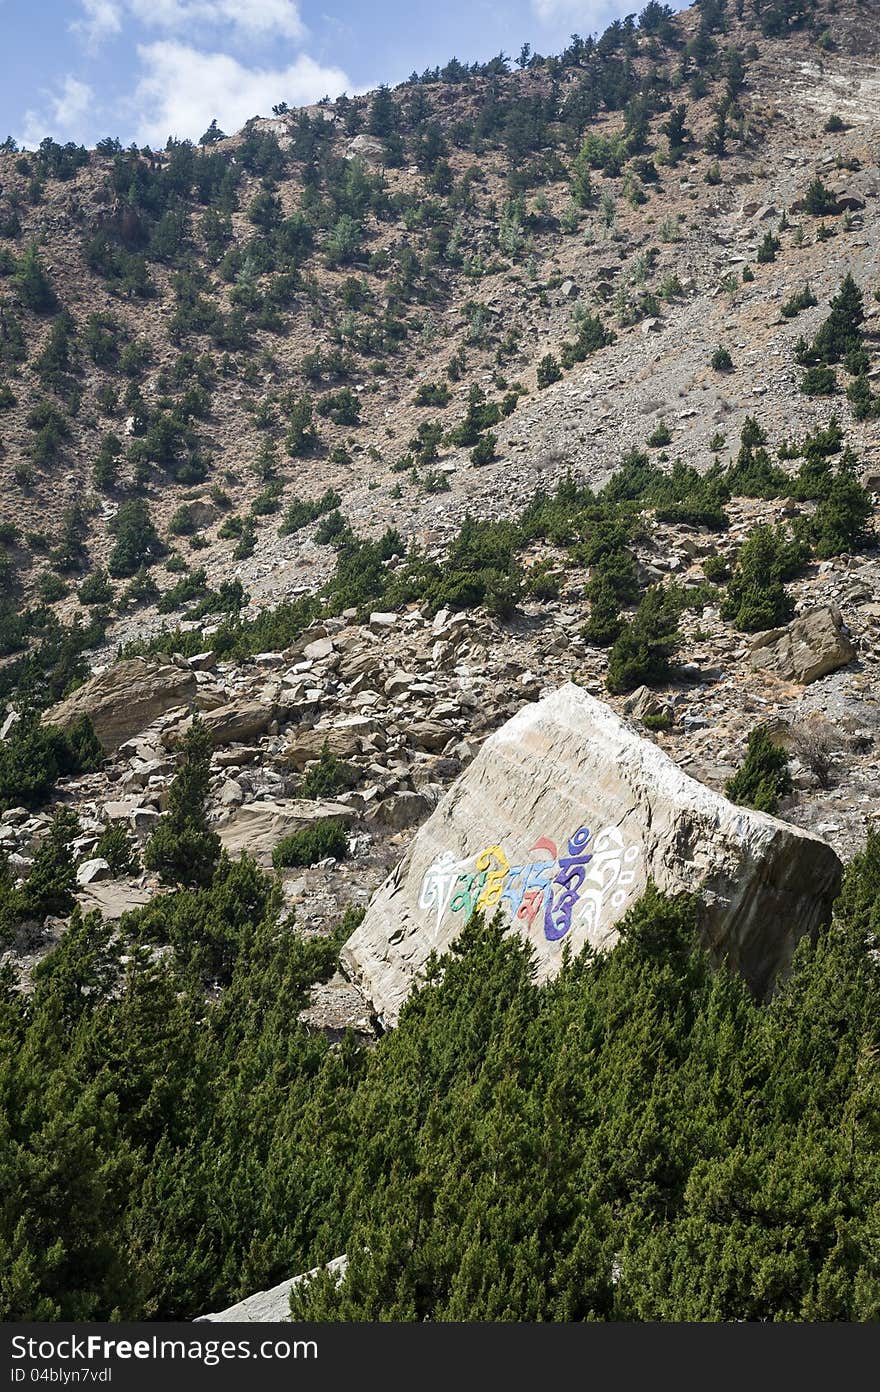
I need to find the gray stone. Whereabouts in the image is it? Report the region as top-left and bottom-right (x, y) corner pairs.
(43, 658), (197, 752)
(384, 670), (418, 700)
(286, 726), (362, 770)
(217, 799), (356, 858)
(103, 799), (142, 823)
(407, 719), (453, 753)
(342, 684), (842, 1026)
(303, 637), (334, 662)
(78, 880), (153, 920)
(339, 649), (384, 682)
(178, 701), (274, 748)
(364, 790), (434, 830)
(749, 605), (857, 684)
(130, 807), (161, 838)
(218, 779), (245, 807)
(76, 857), (112, 887)
(369, 611), (398, 632)
(622, 685), (671, 721)
(0, 710), (21, 741)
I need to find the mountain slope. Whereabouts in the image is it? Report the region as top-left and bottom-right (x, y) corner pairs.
(0, 0), (877, 641)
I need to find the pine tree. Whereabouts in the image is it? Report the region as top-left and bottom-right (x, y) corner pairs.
(583, 573), (622, 646)
(13, 243), (57, 313)
(199, 119), (226, 146)
(811, 455), (873, 558)
(107, 500), (166, 577)
(720, 524), (806, 632)
(725, 726), (792, 814)
(606, 586), (680, 693)
(810, 273), (865, 365)
(367, 85), (398, 138)
(664, 103), (689, 160)
(143, 717), (220, 887)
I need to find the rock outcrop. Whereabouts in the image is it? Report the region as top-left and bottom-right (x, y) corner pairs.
(196, 1255), (348, 1323)
(217, 798), (355, 858)
(163, 701), (274, 749)
(342, 684), (843, 1025)
(748, 605), (857, 684)
(43, 658), (197, 752)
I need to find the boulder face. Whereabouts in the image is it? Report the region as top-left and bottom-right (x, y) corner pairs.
(748, 605), (856, 684)
(342, 684), (843, 1026)
(163, 701), (273, 749)
(285, 725), (364, 770)
(217, 798), (355, 858)
(196, 1256), (348, 1323)
(43, 657), (197, 752)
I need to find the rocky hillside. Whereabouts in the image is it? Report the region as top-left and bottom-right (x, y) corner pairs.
(6, 0), (880, 1328)
(0, 0), (876, 599)
(2, 0), (880, 995)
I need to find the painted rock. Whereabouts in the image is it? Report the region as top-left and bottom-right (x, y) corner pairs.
(342, 683), (843, 1026)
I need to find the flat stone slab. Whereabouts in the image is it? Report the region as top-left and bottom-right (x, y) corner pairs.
(342, 683), (843, 1026)
(217, 799), (356, 858)
(77, 880), (153, 920)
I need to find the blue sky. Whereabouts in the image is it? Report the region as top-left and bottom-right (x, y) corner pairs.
(1, 0), (688, 151)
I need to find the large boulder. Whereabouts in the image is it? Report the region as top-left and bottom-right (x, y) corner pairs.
(43, 658), (196, 752)
(217, 798), (356, 858)
(285, 724), (365, 770)
(163, 701), (273, 749)
(342, 684), (842, 1026)
(338, 649), (383, 683)
(748, 605), (856, 684)
(364, 789), (435, 830)
(76, 857), (111, 887)
(407, 719), (453, 752)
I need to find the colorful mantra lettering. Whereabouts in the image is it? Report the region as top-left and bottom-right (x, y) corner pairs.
(418, 825), (640, 944)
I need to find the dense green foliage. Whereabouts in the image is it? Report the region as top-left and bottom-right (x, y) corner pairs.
(0, 713), (102, 813)
(107, 501), (166, 578)
(278, 488), (342, 537)
(299, 739), (358, 800)
(272, 819), (350, 870)
(12, 243), (57, 313)
(142, 717), (220, 887)
(606, 585), (681, 694)
(797, 275), (867, 396)
(810, 454), (873, 558)
(0, 808), (80, 947)
(95, 821), (140, 876)
(720, 524), (807, 632)
(725, 726), (792, 814)
(4, 838), (880, 1321)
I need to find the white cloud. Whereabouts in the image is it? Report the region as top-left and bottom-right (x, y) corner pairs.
(73, 0), (123, 50)
(73, 0), (304, 47)
(531, 0), (628, 25)
(19, 75), (96, 148)
(132, 42), (351, 146)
